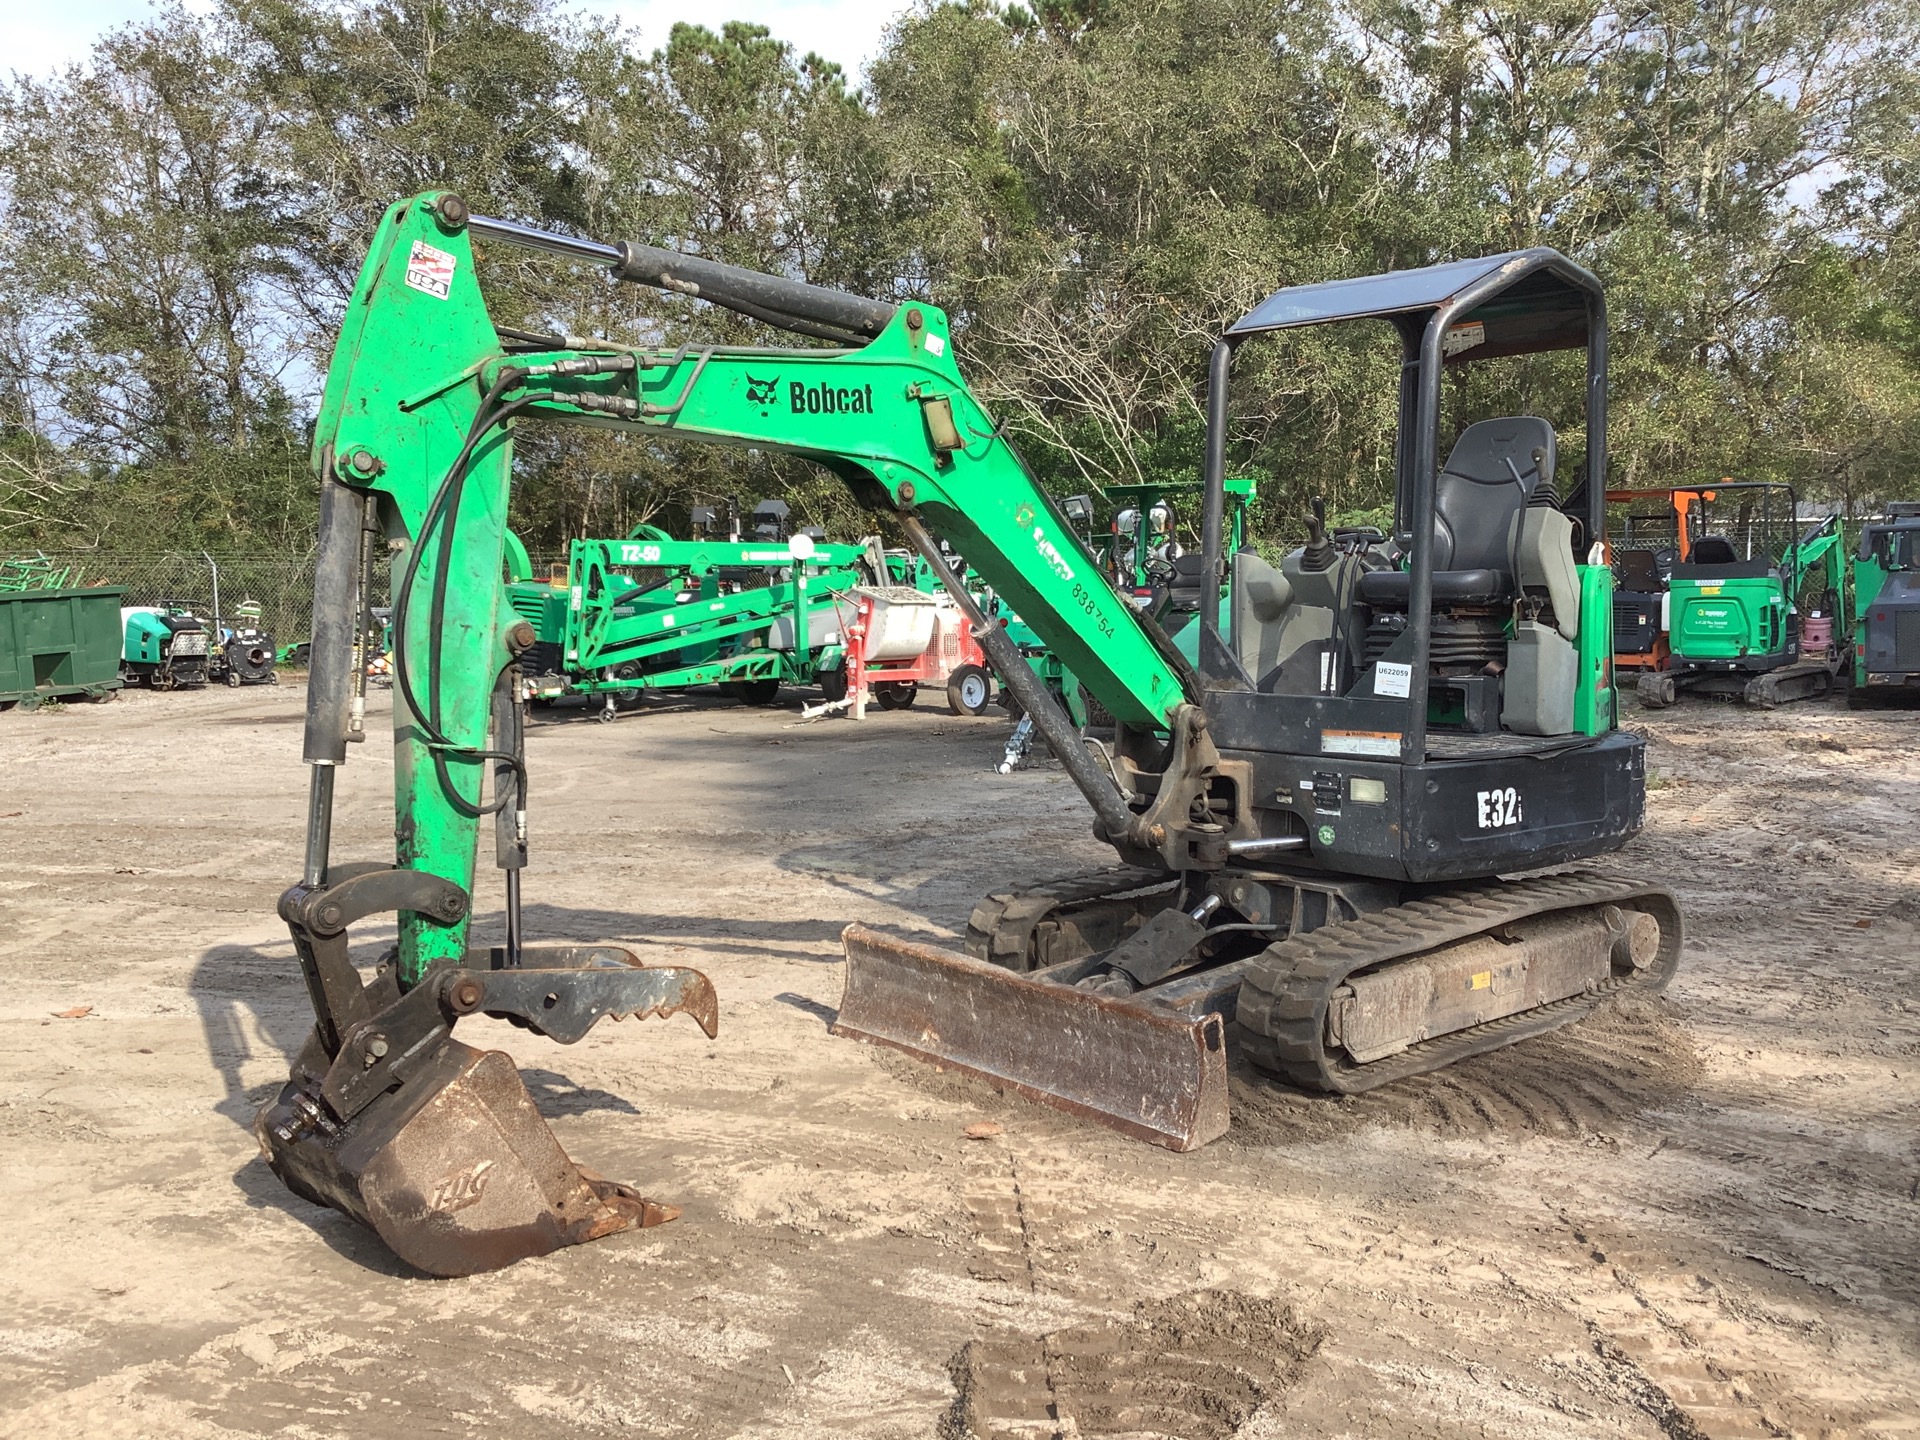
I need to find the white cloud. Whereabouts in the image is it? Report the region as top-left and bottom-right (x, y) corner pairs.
(5, 0), (909, 86)
(7, 0), (166, 81)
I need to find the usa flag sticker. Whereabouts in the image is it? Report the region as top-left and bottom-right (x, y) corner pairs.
(405, 241), (457, 300)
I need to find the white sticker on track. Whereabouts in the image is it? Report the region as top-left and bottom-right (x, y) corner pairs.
(405, 241), (458, 300)
(1373, 661), (1412, 698)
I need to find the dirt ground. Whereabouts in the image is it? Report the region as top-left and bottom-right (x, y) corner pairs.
(0, 678), (1914, 1439)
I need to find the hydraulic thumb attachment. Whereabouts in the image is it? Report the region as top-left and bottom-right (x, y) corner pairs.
(257, 868), (718, 1277)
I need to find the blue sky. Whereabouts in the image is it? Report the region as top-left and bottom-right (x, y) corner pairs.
(10, 0), (906, 84)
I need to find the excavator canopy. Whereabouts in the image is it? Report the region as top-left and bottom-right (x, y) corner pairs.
(1228, 247), (1602, 362)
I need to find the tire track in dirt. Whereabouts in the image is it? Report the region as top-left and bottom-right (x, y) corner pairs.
(1533, 1211), (1859, 1439)
(1227, 992), (1702, 1148)
(941, 1290), (1322, 1440)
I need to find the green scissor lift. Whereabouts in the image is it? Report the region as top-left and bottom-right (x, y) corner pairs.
(506, 525), (869, 718)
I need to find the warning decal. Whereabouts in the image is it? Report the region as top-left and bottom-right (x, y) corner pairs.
(405, 241), (458, 300)
(1322, 729), (1402, 758)
(1442, 321), (1485, 357)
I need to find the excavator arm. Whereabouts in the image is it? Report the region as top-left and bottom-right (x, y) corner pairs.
(310, 194), (1192, 985)
(265, 192), (1208, 1275)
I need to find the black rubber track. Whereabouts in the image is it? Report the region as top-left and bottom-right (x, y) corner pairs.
(1234, 871), (1685, 1095)
(966, 867), (1178, 972)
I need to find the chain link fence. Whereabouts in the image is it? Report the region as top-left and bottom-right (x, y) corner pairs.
(20, 551), (393, 653)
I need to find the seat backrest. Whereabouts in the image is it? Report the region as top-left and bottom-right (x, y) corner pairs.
(1429, 416), (1557, 573)
(1616, 548), (1661, 591)
(1690, 536), (1739, 567)
(1164, 551), (1207, 612)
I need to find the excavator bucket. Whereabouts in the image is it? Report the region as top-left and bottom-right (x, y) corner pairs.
(257, 944), (718, 1278)
(834, 925), (1230, 1151)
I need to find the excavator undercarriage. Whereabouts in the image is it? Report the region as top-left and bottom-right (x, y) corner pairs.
(840, 869), (1680, 1151)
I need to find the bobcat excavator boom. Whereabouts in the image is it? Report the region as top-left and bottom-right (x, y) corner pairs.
(263, 194), (1683, 1274)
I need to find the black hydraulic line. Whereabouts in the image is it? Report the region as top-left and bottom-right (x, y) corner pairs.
(615, 242), (896, 342)
(896, 514), (1138, 845)
(1199, 339), (1232, 643)
(491, 668), (527, 968)
(467, 211), (897, 344)
(302, 474), (363, 887)
(390, 378), (532, 817)
(606, 573), (680, 609)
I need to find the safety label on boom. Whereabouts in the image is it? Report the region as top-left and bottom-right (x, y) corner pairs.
(405, 241), (458, 300)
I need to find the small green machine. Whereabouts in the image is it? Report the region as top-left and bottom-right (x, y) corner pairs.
(504, 524), (869, 718)
(1636, 482), (1849, 708)
(1850, 500), (1920, 703)
(122, 601), (214, 689)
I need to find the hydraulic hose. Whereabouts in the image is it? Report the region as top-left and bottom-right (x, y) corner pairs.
(897, 514), (1138, 844)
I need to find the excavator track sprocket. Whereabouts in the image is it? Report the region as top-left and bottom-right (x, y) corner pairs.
(1235, 871), (1683, 1095)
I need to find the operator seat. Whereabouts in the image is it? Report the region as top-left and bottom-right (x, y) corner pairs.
(1164, 553), (1207, 615)
(1358, 416), (1557, 608)
(1616, 549), (1661, 591)
(1688, 536), (1740, 567)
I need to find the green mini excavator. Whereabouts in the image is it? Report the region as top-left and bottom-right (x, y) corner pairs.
(261, 194), (1684, 1275)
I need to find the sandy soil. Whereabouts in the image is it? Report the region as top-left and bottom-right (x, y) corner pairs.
(0, 679), (1914, 1439)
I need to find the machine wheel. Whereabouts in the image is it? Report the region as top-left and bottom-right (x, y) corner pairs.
(946, 665), (992, 716)
(226, 671), (241, 688)
(610, 663), (645, 711)
(1635, 671), (1676, 708)
(736, 679), (781, 706)
(818, 665), (849, 703)
(875, 681), (918, 710)
(16, 692), (43, 713)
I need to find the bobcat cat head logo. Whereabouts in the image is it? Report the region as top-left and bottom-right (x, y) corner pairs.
(745, 374), (780, 407)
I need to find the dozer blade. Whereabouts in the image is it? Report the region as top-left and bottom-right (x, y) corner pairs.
(257, 943), (718, 1277)
(834, 924), (1229, 1151)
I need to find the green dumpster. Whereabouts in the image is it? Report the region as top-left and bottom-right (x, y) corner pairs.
(0, 585), (126, 711)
